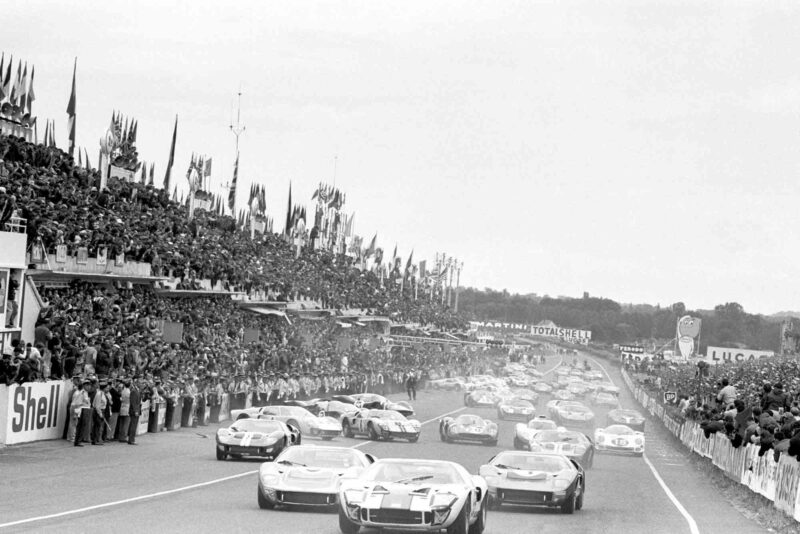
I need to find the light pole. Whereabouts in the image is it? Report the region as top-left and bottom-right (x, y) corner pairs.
(454, 260), (464, 313)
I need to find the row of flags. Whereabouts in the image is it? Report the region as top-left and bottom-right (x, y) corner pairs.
(0, 53), (36, 116)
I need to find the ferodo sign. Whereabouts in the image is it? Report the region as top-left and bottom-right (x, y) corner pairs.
(701, 346), (775, 365)
(1, 380), (73, 445)
(530, 325), (592, 342)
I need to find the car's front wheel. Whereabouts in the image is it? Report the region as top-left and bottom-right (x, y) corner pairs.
(257, 486), (275, 509)
(446, 502), (470, 534)
(342, 422), (354, 438)
(561, 493), (576, 514)
(468, 499), (487, 534)
(338, 508), (360, 534)
(368, 424), (380, 441)
(216, 448), (226, 461)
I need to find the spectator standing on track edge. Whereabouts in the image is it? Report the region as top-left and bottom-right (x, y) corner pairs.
(404, 370), (417, 401)
(128, 379), (142, 445)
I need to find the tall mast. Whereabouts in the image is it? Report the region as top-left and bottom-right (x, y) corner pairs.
(228, 86), (246, 215)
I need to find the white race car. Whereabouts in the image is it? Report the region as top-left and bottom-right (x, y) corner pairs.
(234, 405), (342, 440)
(338, 458), (488, 534)
(594, 424), (645, 456)
(512, 416), (558, 450)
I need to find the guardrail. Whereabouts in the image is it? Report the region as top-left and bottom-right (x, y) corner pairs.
(621, 369), (800, 522)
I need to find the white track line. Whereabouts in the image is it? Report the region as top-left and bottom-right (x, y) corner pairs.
(584, 353), (699, 534)
(0, 403), (466, 529)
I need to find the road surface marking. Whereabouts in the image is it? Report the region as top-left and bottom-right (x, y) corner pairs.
(584, 353), (700, 534)
(0, 403), (465, 529)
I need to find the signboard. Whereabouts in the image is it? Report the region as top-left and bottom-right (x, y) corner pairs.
(619, 345), (644, 354)
(663, 391), (677, 404)
(2, 380), (73, 445)
(530, 325), (592, 343)
(76, 247), (89, 265)
(469, 321), (531, 332)
(56, 245), (67, 263)
(701, 346), (775, 365)
(136, 400), (151, 435)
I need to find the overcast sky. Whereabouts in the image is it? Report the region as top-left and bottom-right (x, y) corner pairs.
(6, 1), (800, 314)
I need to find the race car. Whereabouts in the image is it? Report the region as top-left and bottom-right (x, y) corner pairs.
(527, 428), (595, 468)
(512, 416), (559, 450)
(594, 424), (645, 456)
(216, 418), (300, 461)
(597, 382), (621, 395)
(497, 398), (536, 421)
(606, 408), (646, 431)
(439, 414), (498, 445)
(338, 458), (488, 534)
(464, 389), (500, 407)
(566, 382), (590, 396)
(479, 450), (585, 514)
(553, 389), (575, 401)
(590, 391), (619, 408)
(341, 409), (421, 442)
(257, 445), (376, 509)
(334, 394), (415, 417)
(429, 377), (466, 391)
(237, 405), (343, 440)
(533, 382), (553, 394)
(548, 401), (595, 429)
(510, 388), (539, 403)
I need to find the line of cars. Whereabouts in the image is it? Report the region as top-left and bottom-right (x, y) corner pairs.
(217, 393), (421, 460)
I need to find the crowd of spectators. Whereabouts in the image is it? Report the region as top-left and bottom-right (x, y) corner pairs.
(0, 133), (463, 328)
(626, 356), (800, 459)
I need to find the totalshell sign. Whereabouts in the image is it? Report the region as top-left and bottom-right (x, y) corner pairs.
(529, 325), (592, 342)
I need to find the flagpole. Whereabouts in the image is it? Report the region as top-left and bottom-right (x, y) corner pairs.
(229, 87), (245, 216)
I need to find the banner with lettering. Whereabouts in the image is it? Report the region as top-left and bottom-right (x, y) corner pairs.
(2, 380), (73, 445)
(699, 346), (775, 365)
(775, 454), (800, 516)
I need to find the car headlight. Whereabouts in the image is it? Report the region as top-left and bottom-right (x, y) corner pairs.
(431, 492), (458, 509)
(344, 489), (365, 504)
(260, 473), (279, 486)
(635, 438), (644, 445)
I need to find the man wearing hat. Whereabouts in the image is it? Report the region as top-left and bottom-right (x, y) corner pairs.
(91, 381), (110, 445)
(71, 379), (91, 447)
(127, 378), (142, 445)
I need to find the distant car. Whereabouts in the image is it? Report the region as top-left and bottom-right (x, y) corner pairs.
(439, 413), (498, 446)
(429, 377), (466, 391)
(464, 389), (500, 407)
(338, 458), (488, 534)
(533, 382), (553, 394)
(257, 445), (376, 509)
(305, 399), (361, 422)
(549, 402), (595, 429)
(216, 418), (300, 461)
(595, 425), (645, 456)
(606, 409), (646, 431)
(513, 417), (558, 450)
(497, 398), (536, 421)
(341, 409), (421, 442)
(241, 405), (343, 440)
(597, 383), (621, 395)
(590, 391), (619, 408)
(335, 394), (416, 417)
(479, 450), (586, 514)
(510, 388), (539, 403)
(553, 389), (575, 401)
(527, 428), (595, 468)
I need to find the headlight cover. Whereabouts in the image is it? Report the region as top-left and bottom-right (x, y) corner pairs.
(344, 489), (365, 504)
(431, 492), (458, 509)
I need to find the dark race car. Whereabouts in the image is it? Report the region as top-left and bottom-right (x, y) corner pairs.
(464, 389), (500, 408)
(439, 413), (498, 446)
(479, 450), (586, 514)
(333, 394), (415, 417)
(216, 418), (300, 461)
(341, 409), (421, 442)
(606, 408), (646, 431)
(527, 428), (595, 468)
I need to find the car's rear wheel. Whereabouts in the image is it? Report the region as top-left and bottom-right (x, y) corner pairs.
(342, 421), (354, 438)
(576, 487), (584, 510)
(561, 494), (576, 514)
(257, 486), (275, 509)
(468, 498), (487, 534)
(216, 448), (226, 461)
(338, 508), (360, 534)
(446, 502), (470, 534)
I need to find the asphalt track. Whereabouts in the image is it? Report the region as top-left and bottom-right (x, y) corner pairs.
(0, 353), (767, 534)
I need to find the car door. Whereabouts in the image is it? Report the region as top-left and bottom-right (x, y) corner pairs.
(354, 411), (370, 434)
(257, 406), (281, 421)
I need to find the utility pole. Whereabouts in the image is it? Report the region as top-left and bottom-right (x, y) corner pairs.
(454, 260), (464, 313)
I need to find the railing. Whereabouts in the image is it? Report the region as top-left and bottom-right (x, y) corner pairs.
(2, 216), (26, 234)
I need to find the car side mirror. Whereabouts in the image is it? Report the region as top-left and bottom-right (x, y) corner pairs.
(364, 454), (377, 464)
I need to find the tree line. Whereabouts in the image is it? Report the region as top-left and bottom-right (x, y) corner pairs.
(458, 288), (784, 352)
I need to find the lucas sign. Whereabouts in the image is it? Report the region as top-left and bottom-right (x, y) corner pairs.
(703, 346), (775, 365)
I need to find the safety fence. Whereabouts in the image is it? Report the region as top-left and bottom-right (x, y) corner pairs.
(621, 370), (800, 522)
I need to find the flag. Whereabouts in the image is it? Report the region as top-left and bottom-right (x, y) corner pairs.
(78, 148), (83, 168)
(284, 182), (292, 235)
(140, 161), (147, 183)
(391, 244), (397, 265)
(405, 250), (414, 275)
(0, 53), (5, 102)
(18, 63), (28, 112)
(26, 65), (35, 113)
(84, 147), (91, 171)
(366, 234), (376, 257)
(66, 58), (77, 157)
(172, 186), (178, 202)
(229, 152), (239, 212)
(203, 157), (212, 177)
(163, 115), (177, 191)
(149, 163), (155, 186)
(9, 60), (21, 105)
(2, 56), (12, 101)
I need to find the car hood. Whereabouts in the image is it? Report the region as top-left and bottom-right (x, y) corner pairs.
(341, 482), (466, 511)
(558, 410), (592, 420)
(217, 429), (283, 445)
(261, 465), (361, 490)
(373, 419), (420, 433)
(480, 466), (575, 490)
(531, 441), (587, 455)
(308, 416), (342, 430)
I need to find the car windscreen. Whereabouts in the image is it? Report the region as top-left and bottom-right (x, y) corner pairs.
(363, 461), (460, 484)
(605, 425), (636, 435)
(455, 415), (483, 425)
(370, 410), (405, 421)
(528, 420), (556, 430)
(508, 399), (533, 407)
(230, 419), (282, 433)
(278, 447), (363, 468)
(493, 453), (570, 473)
(533, 430), (585, 443)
